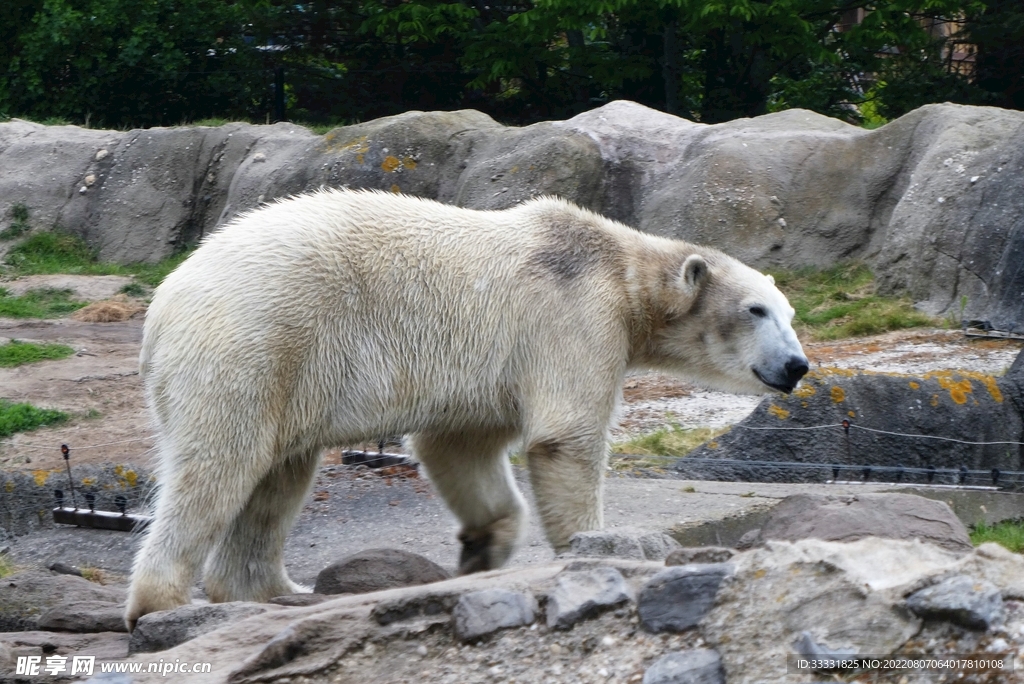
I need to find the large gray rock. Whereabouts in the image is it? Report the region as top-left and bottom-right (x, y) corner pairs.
(642, 649), (725, 684)
(638, 564), (734, 633)
(701, 537), (963, 684)
(314, 548), (450, 595)
(128, 601), (273, 654)
(0, 570), (125, 632)
(906, 575), (1004, 630)
(3, 102), (1023, 328)
(37, 600), (127, 633)
(676, 366), (1023, 483)
(546, 567), (633, 630)
(451, 589), (535, 641)
(748, 493), (974, 553)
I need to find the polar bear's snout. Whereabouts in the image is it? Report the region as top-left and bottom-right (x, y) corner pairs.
(754, 355), (810, 394)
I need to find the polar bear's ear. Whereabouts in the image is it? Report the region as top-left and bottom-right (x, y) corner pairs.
(676, 254), (708, 293)
(766, 274), (775, 286)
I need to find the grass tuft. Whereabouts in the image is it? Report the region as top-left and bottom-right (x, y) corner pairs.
(0, 340), (75, 367)
(611, 425), (727, 470)
(770, 262), (938, 341)
(0, 400), (68, 438)
(0, 287), (88, 318)
(971, 520), (1024, 553)
(0, 203), (32, 240)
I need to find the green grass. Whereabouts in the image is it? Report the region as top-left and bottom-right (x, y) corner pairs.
(0, 287), (88, 318)
(0, 340), (75, 367)
(118, 282), (148, 297)
(611, 425), (727, 470)
(770, 262), (938, 341)
(971, 520), (1024, 553)
(0, 400), (68, 438)
(0, 203), (31, 241)
(2, 229), (192, 288)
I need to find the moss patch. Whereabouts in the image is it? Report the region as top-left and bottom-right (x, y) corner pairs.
(0, 287), (88, 318)
(0, 400), (68, 438)
(0, 340), (75, 367)
(770, 262), (939, 341)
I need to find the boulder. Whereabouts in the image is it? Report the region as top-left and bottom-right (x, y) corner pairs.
(37, 600), (127, 633)
(313, 548), (451, 595)
(747, 493), (974, 553)
(451, 589), (536, 641)
(905, 575), (1004, 630)
(0, 570), (125, 632)
(128, 601), (275, 654)
(546, 567), (633, 630)
(642, 649), (726, 684)
(638, 564), (734, 633)
(676, 366), (1023, 483)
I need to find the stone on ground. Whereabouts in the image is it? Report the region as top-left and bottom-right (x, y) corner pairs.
(638, 564), (734, 633)
(751, 493), (974, 553)
(546, 567), (633, 630)
(452, 589), (536, 641)
(568, 528), (682, 561)
(314, 548), (451, 595)
(665, 548), (736, 566)
(905, 575), (1004, 630)
(128, 601), (274, 654)
(0, 570), (125, 631)
(642, 649), (725, 684)
(36, 600), (127, 633)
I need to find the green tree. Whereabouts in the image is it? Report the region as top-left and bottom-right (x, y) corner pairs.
(3, 0), (262, 127)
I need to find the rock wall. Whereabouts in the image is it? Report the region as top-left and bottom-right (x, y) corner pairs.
(2, 101), (1022, 328)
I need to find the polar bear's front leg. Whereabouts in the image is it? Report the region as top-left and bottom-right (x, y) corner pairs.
(409, 429), (525, 574)
(525, 430), (607, 551)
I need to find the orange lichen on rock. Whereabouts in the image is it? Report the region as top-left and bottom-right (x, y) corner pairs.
(381, 155), (401, 172)
(830, 386), (846, 403)
(909, 381), (920, 390)
(922, 369), (1003, 404)
(768, 404), (791, 420)
(793, 384), (817, 398)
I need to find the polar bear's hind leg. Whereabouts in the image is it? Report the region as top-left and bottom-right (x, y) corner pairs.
(203, 449), (320, 603)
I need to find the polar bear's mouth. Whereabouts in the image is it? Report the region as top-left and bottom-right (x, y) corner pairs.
(753, 368), (796, 394)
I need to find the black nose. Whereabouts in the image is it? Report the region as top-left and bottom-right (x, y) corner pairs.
(785, 357), (809, 385)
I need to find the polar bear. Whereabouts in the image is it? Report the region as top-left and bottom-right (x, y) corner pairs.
(125, 189), (807, 628)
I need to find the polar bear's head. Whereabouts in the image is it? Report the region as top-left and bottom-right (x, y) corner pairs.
(645, 251), (809, 395)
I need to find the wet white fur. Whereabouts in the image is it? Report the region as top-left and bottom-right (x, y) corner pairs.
(125, 189), (804, 627)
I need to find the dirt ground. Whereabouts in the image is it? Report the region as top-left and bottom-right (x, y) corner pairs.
(1, 276), (1021, 471)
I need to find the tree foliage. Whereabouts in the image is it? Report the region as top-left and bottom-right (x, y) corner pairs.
(0, 0), (1018, 128)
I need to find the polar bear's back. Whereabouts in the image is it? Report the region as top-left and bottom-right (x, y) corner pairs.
(141, 190), (634, 443)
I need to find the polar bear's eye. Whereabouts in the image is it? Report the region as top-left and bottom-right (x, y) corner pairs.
(749, 305), (768, 318)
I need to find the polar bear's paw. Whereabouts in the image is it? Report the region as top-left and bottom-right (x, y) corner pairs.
(457, 515), (521, 574)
